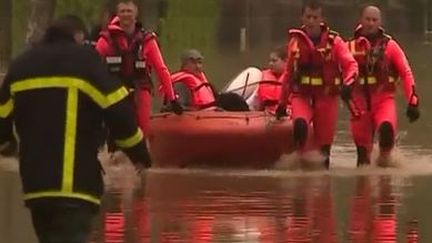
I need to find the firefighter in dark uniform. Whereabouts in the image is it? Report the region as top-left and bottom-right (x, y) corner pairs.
(0, 15), (151, 243)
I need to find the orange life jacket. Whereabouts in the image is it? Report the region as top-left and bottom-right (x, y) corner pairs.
(289, 25), (342, 95)
(347, 28), (397, 92)
(257, 69), (283, 109)
(171, 71), (216, 109)
(99, 28), (153, 89)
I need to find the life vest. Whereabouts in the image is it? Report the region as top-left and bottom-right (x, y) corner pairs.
(348, 27), (397, 92)
(257, 69), (283, 109)
(289, 25), (342, 95)
(100, 28), (153, 89)
(171, 71), (216, 109)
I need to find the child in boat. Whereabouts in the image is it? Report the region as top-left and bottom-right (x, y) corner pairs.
(255, 46), (289, 114)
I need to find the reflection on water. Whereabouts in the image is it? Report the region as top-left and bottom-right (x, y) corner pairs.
(62, 169), (425, 243)
(1, 158), (431, 242)
(1, 143), (431, 243)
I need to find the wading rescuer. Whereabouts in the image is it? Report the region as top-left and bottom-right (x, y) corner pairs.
(96, 0), (183, 135)
(166, 49), (217, 110)
(345, 6), (420, 167)
(276, 0), (358, 168)
(256, 46), (288, 113)
(0, 15), (151, 243)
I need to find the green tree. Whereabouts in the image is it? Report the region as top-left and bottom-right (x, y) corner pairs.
(158, 0), (220, 72)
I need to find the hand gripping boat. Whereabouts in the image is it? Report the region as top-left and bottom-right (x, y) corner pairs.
(148, 111), (299, 168)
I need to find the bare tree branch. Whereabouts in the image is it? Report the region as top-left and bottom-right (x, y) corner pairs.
(25, 0), (57, 46)
(0, 0), (12, 73)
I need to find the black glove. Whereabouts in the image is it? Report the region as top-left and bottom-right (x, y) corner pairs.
(406, 104), (420, 123)
(275, 104), (288, 120)
(340, 84), (353, 102)
(170, 100), (184, 115)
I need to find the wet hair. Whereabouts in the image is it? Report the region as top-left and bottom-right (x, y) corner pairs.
(43, 15), (87, 43)
(301, 0), (323, 14)
(271, 46), (288, 60)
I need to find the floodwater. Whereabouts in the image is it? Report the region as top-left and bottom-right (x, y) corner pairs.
(2, 138), (432, 242)
(3, 1), (432, 242)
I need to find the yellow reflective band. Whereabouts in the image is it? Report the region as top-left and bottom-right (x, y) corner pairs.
(24, 191), (101, 205)
(349, 41), (366, 56)
(301, 76), (324, 86)
(62, 88), (78, 193)
(310, 78), (323, 86)
(0, 99), (13, 118)
(10, 77), (129, 108)
(367, 77), (377, 84)
(359, 76), (378, 85)
(106, 87), (129, 106)
(115, 128), (143, 148)
(301, 76), (310, 84)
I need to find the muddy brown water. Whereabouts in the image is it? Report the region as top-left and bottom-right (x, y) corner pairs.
(4, 2), (432, 241)
(1, 143), (432, 243)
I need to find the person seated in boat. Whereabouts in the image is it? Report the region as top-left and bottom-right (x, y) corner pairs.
(256, 46), (289, 113)
(161, 49), (250, 112)
(169, 49), (218, 110)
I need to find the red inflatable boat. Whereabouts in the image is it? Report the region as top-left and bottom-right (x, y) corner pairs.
(147, 110), (312, 168)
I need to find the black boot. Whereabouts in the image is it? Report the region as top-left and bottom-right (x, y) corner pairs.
(378, 122), (394, 153)
(356, 146), (370, 167)
(293, 118), (308, 149)
(377, 122), (394, 167)
(321, 145), (331, 169)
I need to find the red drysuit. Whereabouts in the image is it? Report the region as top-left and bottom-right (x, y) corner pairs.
(280, 24), (358, 151)
(95, 17), (176, 135)
(347, 25), (419, 161)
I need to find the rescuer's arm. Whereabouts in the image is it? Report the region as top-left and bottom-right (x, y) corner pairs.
(144, 36), (183, 114)
(387, 40), (418, 105)
(387, 40), (419, 122)
(333, 37), (358, 86)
